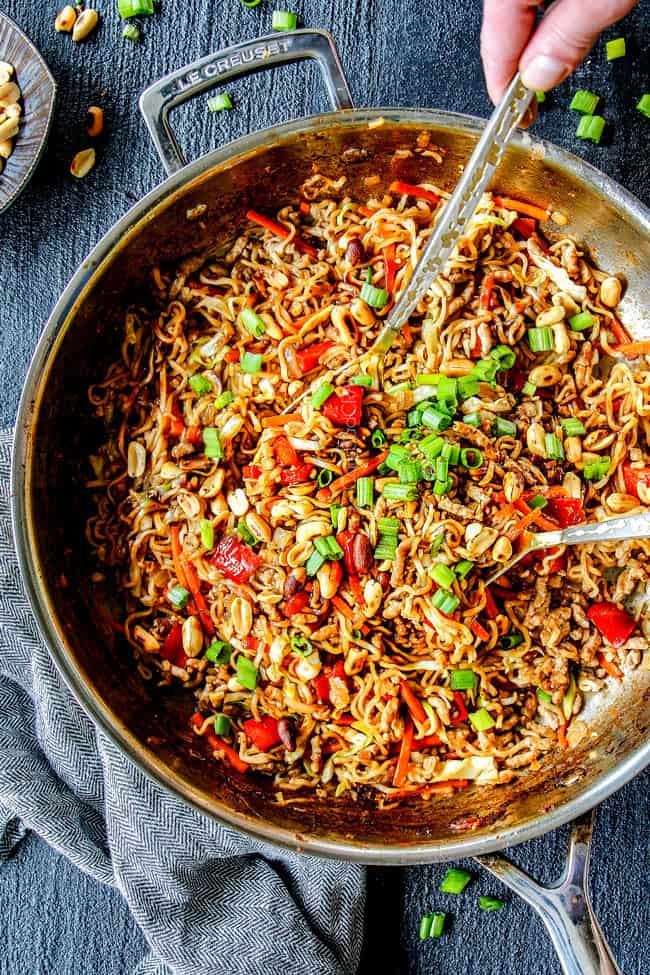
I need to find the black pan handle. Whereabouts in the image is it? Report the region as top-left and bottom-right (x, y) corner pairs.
(139, 29), (354, 176)
(476, 812), (622, 975)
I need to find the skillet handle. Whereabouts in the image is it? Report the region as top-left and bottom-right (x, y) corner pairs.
(139, 29), (353, 176)
(476, 812), (622, 975)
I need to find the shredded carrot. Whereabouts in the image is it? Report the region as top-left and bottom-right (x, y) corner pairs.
(506, 506), (547, 542)
(170, 525), (190, 591)
(388, 779), (469, 800)
(358, 205), (376, 217)
(483, 587), (499, 619)
(399, 679), (427, 724)
(470, 620), (490, 642)
(393, 719), (414, 787)
(212, 736), (249, 774)
(262, 412), (303, 428)
(390, 180), (440, 205)
(492, 195), (549, 222)
(183, 558), (215, 635)
(331, 595), (356, 621)
(608, 315), (630, 346)
(246, 209), (318, 258)
(299, 200), (310, 215)
(480, 273), (496, 310)
(513, 498), (558, 532)
(611, 339), (650, 359)
(493, 500), (519, 525)
(413, 733), (442, 747)
(557, 722), (568, 750)
(318, 450), (389, 499)
(598, 651), (623, 680)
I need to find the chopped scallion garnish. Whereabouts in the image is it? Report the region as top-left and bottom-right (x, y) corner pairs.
(213, 713), (231, 736)
(189, 374), (212, 396)
(305, 549), (326, 576)
(440, 442), (460, 465)
(421, 406), (453, 432)
(207, 92), (233, 113)
(528, 495), (547, 509)
(460, 447), (483, 469)
(419, 434), (445, 460)
(569, 89), (600, 115)
(203, 427), (223, 460)
(545, 432), (565, 460)
(118, 0), (154, 17)
(330, 504), (342, 531)
(463, 411), (481, 427)
(349, 375), (373, 387)
(371, 428), (387, 447)
(317, 468), (334, 488)
(492, 417), (517, 438)
(560, 417), (586, 436)
(272, 9), (298, 30)
(521, 380), (537, 397)
(469, 707), (495, 732)
(236, 655), (258, 690)
(576, 115), (606, 144)
(360, 281), (389, 309)
(311, 383), (334, 410)
(637, 94), (650, 119)
(439, 868), (472, 895)
(568, 311), (594, 332)
(527, 327), (554, 352)
(205, 640), (232, 665)
(168, 584), (189, 609)
(491, 344), (516, 370)
(240, 307), (266, 338)
(470, 358), (499, 383)
(450, 669), (477, 691)
(500, 632), (524, 649)
(240, 351), (263, 374)
(398, 461), (420, 485)
(437, 376), (458, 412)
(584, 456), (611, 481)
(432, 588), (459, 614)
(214, 390), (234, 410)
(200, 518), (215, 550)
(377, 517), (400, 534)
(122, 23), (141, 41)
(479, 897), (504, 911)
(237, 517), (258, 547)
(356, 476), (374, 508)
(430, 563), (455, 589)
(383, 483), (419, 502)
(606, 37), (626, 60)
(537, 687), (552, 703)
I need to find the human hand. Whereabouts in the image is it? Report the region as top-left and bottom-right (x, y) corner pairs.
(481, 0), (638, 103)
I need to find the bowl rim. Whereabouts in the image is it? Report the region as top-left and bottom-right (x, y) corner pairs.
(12, 106), (650, 864)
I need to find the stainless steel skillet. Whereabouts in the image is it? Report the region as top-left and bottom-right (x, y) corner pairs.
(11, 29), (650, 975)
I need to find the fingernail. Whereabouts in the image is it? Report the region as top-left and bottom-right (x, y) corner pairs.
(521, 55), (571, 92)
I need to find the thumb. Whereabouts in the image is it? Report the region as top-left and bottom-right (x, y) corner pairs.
(520, 0), (637, 92)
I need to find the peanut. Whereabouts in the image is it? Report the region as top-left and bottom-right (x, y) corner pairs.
(182, 615), (203, 657)
(86, 105), (104, 137)
(70, 147), (96, 178)
(72, 8), (100, 42)
(600, 277), (622, 308)
(55, 5), (77, 32)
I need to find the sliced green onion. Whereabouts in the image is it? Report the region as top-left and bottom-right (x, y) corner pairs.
(584, 457), (611, 481)
(240, 307), (266, 338)
(290, 632), (312, 657)
(569, 89), (600, 115)
(437, 376), (458, 412)
(168, 584), (189, 609)
(527, 326), (554, 352)
(545, 432), (565, 461)
(560, 417), (586, 436)
(371, 428), (387, 448)
(458, 375), (480, 400)
(378, 517), (400, 534)
(491, 344), (516, 370)
(493, 417), (517, 438)
(189, 374), (213, 396)
(237, 517), (258, 547)
(305, 549), (327, 577)
(536, 91), (546, 103)
(521, 381), (537, 398)
(330, 504), (342, 531)
(440, 442), (460, 465)
(528, 494), (547, 510)
(439, 868), (471, 895)
(637, 94), (650, 119)
(419, 913), (433, 940)
(562, 673), (577, 720)
(433, 477), (453, 496)
(213, 713), (231, 736)
(356, 476), (374, 508)
(383, 483), (419, 502)
(236, 655), (258, 690)
(311, 383), (334, 410)
(122, 23), (141, 40)
(471, 358), (499, 383)
(537, 687), (552, 703)
(432, 588), (460, 614)
(450, 669), (477, 691)
(430, 531), (445, 555)
(386, 444), (410, 469)
(460, 447), (483, 469)
(272, 9), (298, 30)
(385, 381), (412, 394)
(203, 427), (223, 460)
(421, 406), (453, 432)
(606, 37), (626, 60)
(241, 0), (263, 6)
(360, 282), (389, 309)
(240, 351), (263, 374)
(469, 707), (495, 732)
(349, 375), (373, 387)
(317, 468), (334, 488)
(416, 373), (443, 386)
(576, 115), (606, 144)
(435, 457), (449, 481)
(215, 390), (234, 410)
(454, 560), (474, 580)
(375, 534), (398, 560)
(314, 535), (344, 560)
(500, 632), (524, 649)
(200, 518), (215, 550)
(463, 411), (481, 427)
(430, 563), (456, 589)
(205, 640), (232, 665)
(419, 434), (445, 460)
(207, 93), (233, 113)
(430, 912), (446, 938)
(118, 0), (154, 17)
(398, 461), (420, 484)
(568, 311), (594, 332)
(479, 897), (504, 912)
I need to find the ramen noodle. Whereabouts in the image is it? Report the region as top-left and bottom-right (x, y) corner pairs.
(87, 164), (650, 804)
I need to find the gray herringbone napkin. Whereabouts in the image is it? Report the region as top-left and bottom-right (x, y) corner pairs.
(0, 431), (366, 975)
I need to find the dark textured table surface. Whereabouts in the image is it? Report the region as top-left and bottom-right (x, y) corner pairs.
(1, 1), (649, 973)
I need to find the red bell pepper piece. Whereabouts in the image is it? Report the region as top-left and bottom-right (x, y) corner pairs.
(160, 624), (187, 668)
(622, 462), (650, 499)
(295, 340), (335, 376)
(312, 660), (347, 705)
(321, 385), (364, 426)
(512, 216), (536, 239)
(389, 180), (440, 205)
(224, 348), (240, 363)
(211, 535), (262, 584)
(336, 530), (356, 577)
(470, 620), (490, 642)
(279, 463), (313, 486)
(242, 464), (262, 479)
(166, 402), (185, 439)
(282, 590), (310, 617)
(243, 716), (281, 752)
(184, 424), (202, 445)
(480, 273), (496, 310)
(587, 602), (636, 648)
(246, 208), (318, 258)
(449, 690), (469, 725)
(189, 713), (249, 774)
(273, 435), (299, 466)
(483, 587), (499, 619)
(545, 497), (585, 528)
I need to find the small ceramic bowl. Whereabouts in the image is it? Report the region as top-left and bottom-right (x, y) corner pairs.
(0, 11), (56, 215)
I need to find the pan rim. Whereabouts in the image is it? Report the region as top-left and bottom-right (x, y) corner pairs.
(12, 105), (650, 864)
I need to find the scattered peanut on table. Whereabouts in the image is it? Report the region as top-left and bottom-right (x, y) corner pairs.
(0, 64), (22, 176)
(70, 147), (96, 179)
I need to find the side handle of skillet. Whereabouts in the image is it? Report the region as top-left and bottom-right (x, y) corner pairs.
(476, 811), (622, 975)
(139, 29), (354, 175)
